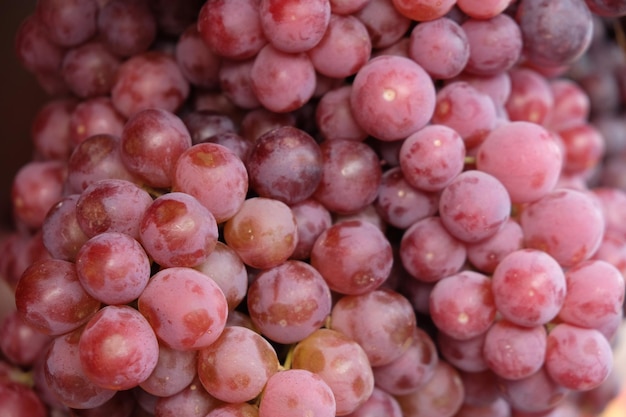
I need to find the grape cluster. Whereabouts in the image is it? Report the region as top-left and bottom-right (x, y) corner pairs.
(2, 0), (626, 417)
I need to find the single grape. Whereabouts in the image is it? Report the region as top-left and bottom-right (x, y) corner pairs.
(78, 305), (159, 391)
(154, 377), (224, 417)
(31, 97), (77, 161)
(41, 194), (89, 262)
(247, 260), (332, 344)
(342, 386), (403, 417)
(315, 85), (368, 142)
(175, 24), (221, 90)
(291, 328), (375, 415)
(137, 267), (228, 351)
(36, 0), (98, 47)
(198, 326), (280, 403)
(354, 0), (412, 49)
(60, 41), (122, 99)
(491, 249), (567, 327)
(505, 67), (555, 125)
(497, 367), (570, 414)
(97, 0), (157, 57)
(0, 310), (51, 368)
(139, 341), (197, 398)
(68, 96), (126, 147)
(289, 198), (333, 261)
(391, 0), (456, 21)
(437, 331), (489, 373)
(258, 369), (336, 417)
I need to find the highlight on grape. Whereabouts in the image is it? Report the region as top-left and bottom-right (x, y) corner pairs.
(2, 0), (626, 416)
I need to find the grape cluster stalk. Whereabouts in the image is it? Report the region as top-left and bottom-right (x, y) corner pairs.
(3, 0), (626, 416)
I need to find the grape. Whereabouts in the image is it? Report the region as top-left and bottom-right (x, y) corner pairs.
(455, 397), (511, 417)
(438, 330), (488, 373)
(258, 369), (336, 417)
(400, 216), (467, 283)
(42, 194), (89, 262)
(14, 13), (66, 75)
(315, 85), (367, 142)
(75, 178), (154, 240)
(193, 242), (248, 311)
(75, 232), (151, 305)
(557, 122), (606, 175)
(11, 160), (67, 230)
(544, 78), (591, 131)
(68, 96), (126, 147)
(459, 369), (502, 407)
(491, 249), (567, 327)
(391, 0), (456, 21)
(154, 377), (223, 417)
(557, 260), (625, 332)
(431, 81), (498, 149)
(60, 41), (122, 99)
(308, 14), (372, 79)
(476, 121), (563, 204)
(172, 142), (249, 224)
(456, 0), (512, 19)
(310, 219), (393, 295)
(399, 124), (466, 193)
(371, 327), (438, 396)
(78, 305), (159, 391)
(205, 402), (260, 417)
(31, 97), (77, 161)
(67, 133), (137, 194)
(461, 13), (523, 76)
(585, 0), (626, 16)
(250, 44), (317, 113)
(289, 198), (333, 261)
(183, 110), (236, 146)
(15, 258), (101, 336)
(197, 0), (268, 60)
(408, 17), (470, 80)
(97, 0), (157, 58)
(110, 51), (190, 118)
(497, 367), (571, 414)
(0, 310), (51, 368)
(330, 289), (416, 366)
(223, 197), (298, 269)
(198, 326), (279, 403)
(0, 378), (49, 417)
(482, 319), (547, 381)
(453, 72), (512, 109)
(466, 218), (524, 274)
(175, 24), (222, 90)
(139, 192), (218, 268)
(120, 108), (192, 189)
(343, 386), (403, 417)
(139, 342), (197, 398)
(354, 0), (412, 49)
(438, 170), (511, 243)
(247, 260), (332, 344)
(350, 55), (436, 142)
(291, 328), (375, 415)
(395, 360), (465, 417)
(258, 0), (331, 53)
(429, 270), (496, 340)
(239, 107), (297, 141)
(69, 390), (137, 417)
(515, 0), (594, 68)
(137, 267), (228, 350)
(246, 126), (323, 205)
(36, 0), (98, 47)
(218, 58), (262, 110)
(505, 67), (554, 125)
(375, 167), (439, 230)
(519, 188), (605, 267)
(312, 139), (382, 215)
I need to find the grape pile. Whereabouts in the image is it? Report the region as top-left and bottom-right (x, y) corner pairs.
(3, 0), (626, 416)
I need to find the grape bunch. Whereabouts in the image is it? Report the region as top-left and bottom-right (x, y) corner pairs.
(3, 0), (626, 416)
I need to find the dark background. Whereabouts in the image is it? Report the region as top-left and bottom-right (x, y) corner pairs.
(0, 0), (48, 230)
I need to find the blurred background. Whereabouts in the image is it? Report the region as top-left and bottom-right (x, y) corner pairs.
(0, 0), (48, 230)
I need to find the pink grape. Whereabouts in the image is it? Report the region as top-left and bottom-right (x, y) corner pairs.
(289, 198), (333, 261)
(505, 67), (555, 125)
(399, 124), (466, 193)
(223, 197), (298, 269)
(247, 260), (332, 344)
(354, 0), (412, 49)
(482, 320), (547, 381)
(350, 55), (436, 142)
(137, 267), (228, 351)
(0, 310), (51, 368)
(154, 377), (223, 417)
(258, 369), (336, 417)
(78, 305), (159, 391)
(497, 367), (570, 414)
(545, 324), (613, 391)
(315, 85), (368, 142)
(15, 258), (101, 336)
(545, 78), (591, 131)
(97, 0), (157, 58)
(476, 121), (563, 204)
(438, 170), (511, 243)
(310, 219), (393, 295)
(197, 326), (280, 403)
(30, 97), (77, 161)
(258, 0), (331, 53)
(68, 96), (126, 146)
(75, 232), (151, 305)
(466, 218), (524, 274)
(175, 24), (221, 90)
(172, 142), (248, 223)
(36, 0), (98, 47)
(491, 249), (567, 327)
(139, 192), (218, 268)
(343, 386), (402, 417)
(391, 0), (456, 21)
(429, 270), (496, 340)
(400, 216), (467, 283)
(41, 194), (89, 262)
(139, 342), (197, 398)
(456, 0), (512, 19)
(292, 328), (375, 415)
(437, 331), (489, 373)
(330, 289), (417, 367)
(60, 41), (121, 99)
(519, 188), (605, 267)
